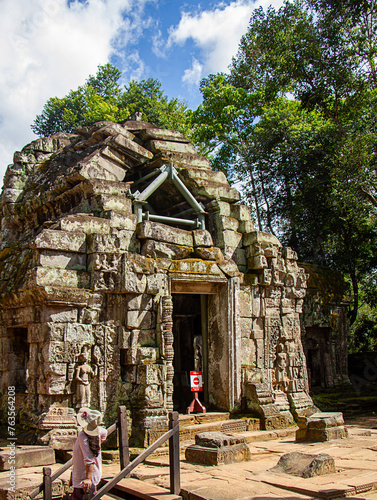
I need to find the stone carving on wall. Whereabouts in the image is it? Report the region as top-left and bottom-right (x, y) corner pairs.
(74, 349), (98, 409)
(161, 295), (174, 411)
(273, 342), (289, 392)
(194, 335), (203, 372)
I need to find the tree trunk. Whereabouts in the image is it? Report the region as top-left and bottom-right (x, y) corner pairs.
(349, 268), (359, 325)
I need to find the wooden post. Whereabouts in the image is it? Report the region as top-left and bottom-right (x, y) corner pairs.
(168, 411), (180, 495)
(117, 405), (129, 470)
(43, 467), (52, 500)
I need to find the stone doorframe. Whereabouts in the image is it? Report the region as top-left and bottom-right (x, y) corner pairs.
(161, 276), (241, 413)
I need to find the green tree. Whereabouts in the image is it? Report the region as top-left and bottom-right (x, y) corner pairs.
(192, 0), (377, 324)
(32, 64), (191, 137)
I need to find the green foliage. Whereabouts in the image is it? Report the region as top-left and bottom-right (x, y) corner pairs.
(192, 0), (377, 324)
(32, 64), (191, 137)
(349, 305), (377, 353)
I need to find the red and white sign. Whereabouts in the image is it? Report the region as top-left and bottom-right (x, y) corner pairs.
(190, 371), (203, 391)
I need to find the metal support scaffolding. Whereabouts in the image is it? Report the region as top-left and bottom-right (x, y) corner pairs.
(132, 163), (206, 230)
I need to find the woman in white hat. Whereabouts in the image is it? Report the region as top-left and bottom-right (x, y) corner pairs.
(72, 408), (107, 500)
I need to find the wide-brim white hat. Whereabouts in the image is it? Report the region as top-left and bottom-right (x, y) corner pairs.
(77, 407), (102, 436)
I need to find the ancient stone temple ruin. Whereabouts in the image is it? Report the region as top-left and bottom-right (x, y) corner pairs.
(301, 264), (349, 389)
(0, 120), (315, 445)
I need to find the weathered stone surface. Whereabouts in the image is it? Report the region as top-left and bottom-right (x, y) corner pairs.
(123, 272), (147, 293)
(169, 258), (224, 277)
(238, 219), (254, 233)
(37, 250), (86, 270)
(2, 188), (22, 203)
(195, 431), (245, 448)
(25, 268), (90, 289)
(80, 178), (132, 197)
(91, 193), (132, 212)
(127, 310), (154, 330)
(32, 230), (86, 253)
(185, 432), (251, 465)
(103, 211), (137, 230)
(217, 229), (242, 249)
(193, 246), (224, 261)
(146, 139), (196, 155)
(207, 199), (231, 216)
(141, 239), (193, 260)
(60, 214), (111, 234)
(215, 215), (239, 231)
(110, 133), (154, 161)
(217, 259), (240, 277)
(147, 273), (168, 294)
(91, 122), (135, 141)
(87, 231), (138, 253)
(123, 253), (154, 275)
(296, 412), (348, 442)
(78, 150), (128, 181)
(127, 294), (154, 311)
(137, 220), (194, 247)
(139, 127), (190, 143)
(198, 184), (240, 203)
(0, 445), (55, 470)
(248, 255), (268, 270)
(243, 231), (282, 248)
(272, 452), (336, 478)
(192, 229), (213, 247)
(230, 204), (252, 221)
(39, 429), (78, 450)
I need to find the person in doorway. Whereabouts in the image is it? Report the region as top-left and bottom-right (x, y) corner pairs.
(72, 408), (107, 500)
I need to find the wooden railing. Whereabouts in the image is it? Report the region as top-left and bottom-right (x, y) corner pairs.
(28, 409), (180, 499)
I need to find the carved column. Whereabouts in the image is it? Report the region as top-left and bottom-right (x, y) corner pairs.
(161, 295), (174, 411)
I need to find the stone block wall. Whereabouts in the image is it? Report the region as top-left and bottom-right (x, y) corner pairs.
(0, 119), (316, 443)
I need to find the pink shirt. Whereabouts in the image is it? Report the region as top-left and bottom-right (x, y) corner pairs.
(72, 428), (107, 488)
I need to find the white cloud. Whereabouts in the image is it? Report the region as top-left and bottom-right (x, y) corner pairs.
(168, 0), (285, 84)
(182, 58), (204, 86)
(0, 0), (152, 183)
(151, 29), (167, 58)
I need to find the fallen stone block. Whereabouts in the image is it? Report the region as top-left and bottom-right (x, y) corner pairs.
(296, 412), (349, 442)
(271, 451), (336, 478)
(185, 431), (251, 465)
(0, 445), (55, 471)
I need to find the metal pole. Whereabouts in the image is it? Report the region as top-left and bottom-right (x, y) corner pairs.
(142, 213), (198, 227)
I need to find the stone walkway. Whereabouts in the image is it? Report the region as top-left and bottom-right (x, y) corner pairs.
(129, 426), (377, 500)
(2, 425), (377, 500)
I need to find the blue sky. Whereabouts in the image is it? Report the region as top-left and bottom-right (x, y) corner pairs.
(0, 0), (285, 182)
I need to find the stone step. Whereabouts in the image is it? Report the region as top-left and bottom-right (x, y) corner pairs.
(179, 416), (261, 442)
(178, 412), (231, 428)
(102, 476), (182, 500)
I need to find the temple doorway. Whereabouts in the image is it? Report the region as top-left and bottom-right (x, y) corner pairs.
(172, 294), (208, 412)
(8, 327), (29, 393)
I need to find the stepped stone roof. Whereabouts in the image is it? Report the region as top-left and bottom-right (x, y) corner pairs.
(0, 120), (249, 299)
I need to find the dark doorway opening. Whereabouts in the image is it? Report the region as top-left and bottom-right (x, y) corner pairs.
(172, 294), (206, 412)
(306, 347), (322, 388)
(8, 327), (29, 393)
